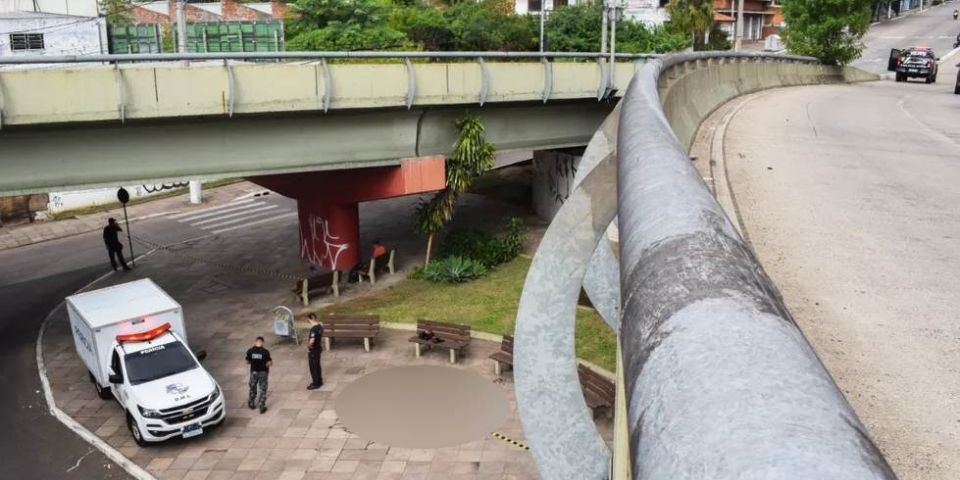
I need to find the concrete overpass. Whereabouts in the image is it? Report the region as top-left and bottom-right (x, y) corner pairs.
(0, 52), (651, 196)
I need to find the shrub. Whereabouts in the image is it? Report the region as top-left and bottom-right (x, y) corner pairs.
(438, 217), (526, 268)
(419, 256), (488, 283)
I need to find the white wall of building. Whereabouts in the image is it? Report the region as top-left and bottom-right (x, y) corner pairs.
(0, 0), (99, 17)
(0, 12), (107, 57)
(623, 0), (669, 26)
(515, 0), (582, 16)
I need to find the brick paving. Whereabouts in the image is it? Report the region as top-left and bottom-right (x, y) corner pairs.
(40, 192), (611, 480)
(0, 181), (265, 251)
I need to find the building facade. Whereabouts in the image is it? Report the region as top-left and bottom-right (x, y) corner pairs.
(0, 11), (107, 57)
(129, 0), (289, 25)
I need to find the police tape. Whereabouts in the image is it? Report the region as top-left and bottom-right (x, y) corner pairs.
(491, 432), (530, 450)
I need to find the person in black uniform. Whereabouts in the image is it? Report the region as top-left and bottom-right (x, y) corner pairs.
(102, 218), (131, 271)
(306, 313), (324, 390)
(245, 336), (272, 413)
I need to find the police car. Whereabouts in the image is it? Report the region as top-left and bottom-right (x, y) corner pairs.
(893, 47), (939, 83)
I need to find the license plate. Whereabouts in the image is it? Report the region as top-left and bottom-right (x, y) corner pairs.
(182, 423), (203, 439)
(908, 69), (918, 72)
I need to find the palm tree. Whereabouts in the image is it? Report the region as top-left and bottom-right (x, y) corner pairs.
(414, 115), (495, 265)
(666, 0), (714, 49)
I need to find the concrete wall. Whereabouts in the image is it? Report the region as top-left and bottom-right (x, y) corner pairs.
(0, 0), (98, 17)
(45, 181), (205, 216)
(532, 148), (583, 220)
(659, 57), (879, 153)
(0, 14), (106, 57)
(0, 60), (644, 126)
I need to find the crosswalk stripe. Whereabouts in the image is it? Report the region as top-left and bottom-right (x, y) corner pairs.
(176, 202), (268, 223)
(191, 204), (280, 228)
(210, 212), (298, 234)
(197, 208), (287, 230)
(167, 199), (256, 220)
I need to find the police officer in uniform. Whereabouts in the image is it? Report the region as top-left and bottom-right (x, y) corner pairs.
(306, 313), (324, 390)
(245, 336), (272, 413)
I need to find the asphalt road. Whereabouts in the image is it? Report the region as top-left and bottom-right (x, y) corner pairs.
(0, 217), (207, 480)
(0, 192), (297, 479)
(854, 0), (960, 74)
(724, 24), (960, 480)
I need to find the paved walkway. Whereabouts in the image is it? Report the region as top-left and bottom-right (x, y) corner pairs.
(0, 181), (265, 251)
(40, 191), (611, 480)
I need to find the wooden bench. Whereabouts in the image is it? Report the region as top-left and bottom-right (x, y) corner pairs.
(321, 315), (380, 352)
(489, 335), (514, 376)
(578, 364), (615, 419)
(292, 270), (341, 306)
(356, 249), (396, 284)
(408, 319), (471, 363)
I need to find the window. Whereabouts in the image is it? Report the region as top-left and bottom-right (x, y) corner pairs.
(529, 0), (542, 12)
(10, 33), (44, 51)
(124, 341), (198, 385)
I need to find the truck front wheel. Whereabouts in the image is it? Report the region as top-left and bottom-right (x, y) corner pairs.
(127, 414), (151, 448)
(90, 372), (112, 400)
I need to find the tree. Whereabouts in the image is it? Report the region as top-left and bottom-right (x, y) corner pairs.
(665, 0), (713, 49)
(100, 0), (132, 24)
(415, 115), (495, 265)
(782, 0), (873, 65)
(546, 1), (690, 53)
(287, 0), (411, 50)
(389, 3), (454, 50)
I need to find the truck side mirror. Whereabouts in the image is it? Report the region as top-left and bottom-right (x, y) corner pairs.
(195, 350), (207, 362)
(108, 373), (123, 384)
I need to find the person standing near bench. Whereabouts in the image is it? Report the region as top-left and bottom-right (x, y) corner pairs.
(246, 336), (272, 414)
(102, 218), (131, 271)
(306, 313), (324, 390)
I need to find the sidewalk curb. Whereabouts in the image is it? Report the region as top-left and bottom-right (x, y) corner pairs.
(35, 251), (159, 480)
(710, 92), (765, 243)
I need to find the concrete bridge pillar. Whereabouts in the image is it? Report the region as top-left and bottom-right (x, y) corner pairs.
(296, 200), (360, 271)
(250, 156), (445, 272)
(532, 148), (585, 221)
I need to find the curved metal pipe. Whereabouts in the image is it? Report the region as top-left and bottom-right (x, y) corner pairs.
(617, 57), (894, 479)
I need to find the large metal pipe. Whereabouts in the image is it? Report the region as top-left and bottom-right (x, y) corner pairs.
(616, 57), (895, 479)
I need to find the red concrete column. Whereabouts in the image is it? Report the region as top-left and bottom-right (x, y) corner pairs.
(297, 200), (359, 271)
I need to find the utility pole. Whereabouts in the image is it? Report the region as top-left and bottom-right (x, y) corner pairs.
(539, 0), (546, 52)
(601, 0), (609, 55)
(609, 1), (617, 90)
(734, 0), (745, 51)
(176, 0), (188, 54)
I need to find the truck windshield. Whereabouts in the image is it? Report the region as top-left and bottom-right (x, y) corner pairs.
(124, 341), (198, 385)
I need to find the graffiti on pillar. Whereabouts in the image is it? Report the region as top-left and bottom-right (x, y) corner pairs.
(544, 154), (579, 205)
(301, 213), (349, 269)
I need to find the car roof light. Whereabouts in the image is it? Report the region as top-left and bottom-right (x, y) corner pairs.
(116, 322), (171, 343)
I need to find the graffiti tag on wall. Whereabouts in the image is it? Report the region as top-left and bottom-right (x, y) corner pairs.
(139, 182), (189, 195)
(301, 213), (349, 270)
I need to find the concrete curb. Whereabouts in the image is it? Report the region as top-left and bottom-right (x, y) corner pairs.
(35, 251), (160, 480)
(710, 93), (767, 240)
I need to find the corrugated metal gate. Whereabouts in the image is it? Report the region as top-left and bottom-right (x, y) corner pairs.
(108, 24), (162, 54)
(176, 21), (284, 53)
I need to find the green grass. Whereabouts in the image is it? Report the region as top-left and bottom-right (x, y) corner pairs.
(317, 256), (617, 371)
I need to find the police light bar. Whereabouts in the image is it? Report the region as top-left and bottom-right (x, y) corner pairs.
(116, 322), (171, 343)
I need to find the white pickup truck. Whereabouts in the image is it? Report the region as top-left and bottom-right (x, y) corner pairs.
(66, 278), (225, 446)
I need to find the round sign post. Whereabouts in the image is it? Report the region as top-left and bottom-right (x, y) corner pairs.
(117, 188), (135, 267)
